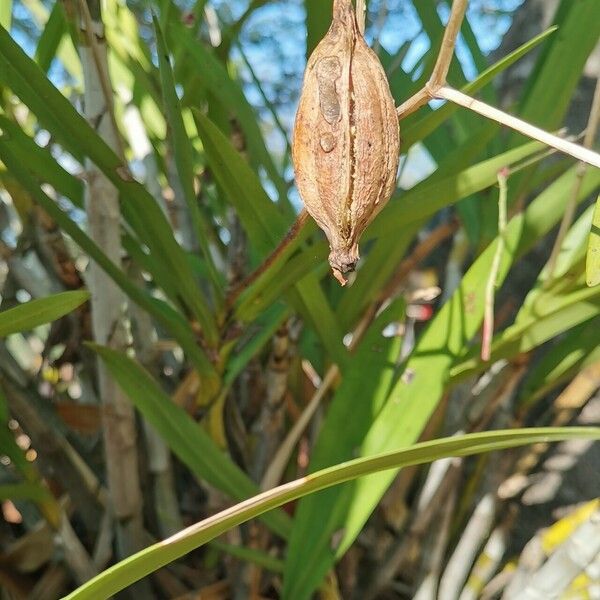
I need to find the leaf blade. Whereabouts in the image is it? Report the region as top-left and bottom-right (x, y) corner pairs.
(65, 427), (600, 600)
(0, 291), (89, 337)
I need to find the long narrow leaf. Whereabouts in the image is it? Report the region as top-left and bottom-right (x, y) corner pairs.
(587, 195), (600, 287)
(0, 26), (216, 340)
(0, 142), (217, 379)
(283, 164), (600, 599)
(65, 427), (600, 600)
(153, 15), (223, 302)
(0, 291), (89, 337)
(89, 343), (290, 539)
(0, 1), (11, 30)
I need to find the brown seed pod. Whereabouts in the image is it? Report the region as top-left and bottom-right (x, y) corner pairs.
(293, 0), (400, 285)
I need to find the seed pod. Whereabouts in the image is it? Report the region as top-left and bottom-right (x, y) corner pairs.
(293, 0), (400, 285)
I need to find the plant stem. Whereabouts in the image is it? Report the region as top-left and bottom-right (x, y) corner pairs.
(394, 0), (600, 170)
(396, 0), (468, 119)
(78, 0), (146, 568)
(438, 86), (600, 169)
(482, 170), (508, 362)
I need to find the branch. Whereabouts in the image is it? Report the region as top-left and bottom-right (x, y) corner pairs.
(261, 364), (339, 490)
(394, 0), (600, 170)
(438, 86), (600, 169)
(396, 0), (468, 119)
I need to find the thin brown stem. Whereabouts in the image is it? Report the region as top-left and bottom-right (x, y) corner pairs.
(429, 0), (468, 89)
(396, 0), (468, 119)
(261, 365), (339, 490)
(226, 209), (309, 307)
(394, 0), (600, 170)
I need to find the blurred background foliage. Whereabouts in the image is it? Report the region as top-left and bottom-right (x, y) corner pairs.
(0, 0), (599, 598)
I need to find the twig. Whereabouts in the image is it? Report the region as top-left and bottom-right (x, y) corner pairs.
(261, 365), (339, 490)
(481, 169), (508, 362)
(437, 86), (600, 169)
(58, 512), (99, 585)
(396, 0), (468, 119)
(394, 0), (600, 169)
(545, 77), (600, 282)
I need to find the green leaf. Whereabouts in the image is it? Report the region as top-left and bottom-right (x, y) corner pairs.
(0, 482), (52, 503)
(517, 316), (600, 410)
(193, 110), (287, 254)
(284, 163), (600, 599)
(517, 0), (600, 135)
(0, 143), (217, 379)
(20, 0), (81, 82)
(233, 243), (328, 324)
(0, 291), (89, 337)
(210, 541), (284, 574)
(89, 343), (291, 539)
(0, 1), (12, 30)
(64, 428), (600, 600)
(586, 195), (600, 287)
(153, 15), (223, 302)
(0, 26), (214, 339)
(305, 0), (332, 58)
(0, 115), (84, 206)
(173, 21), (287, 202)
(34, 1), (66, 73)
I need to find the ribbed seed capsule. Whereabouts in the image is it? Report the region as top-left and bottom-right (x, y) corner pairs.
(293, 0), (400, 285)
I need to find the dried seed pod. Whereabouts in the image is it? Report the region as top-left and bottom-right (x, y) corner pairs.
(293, 0), (400, 285)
